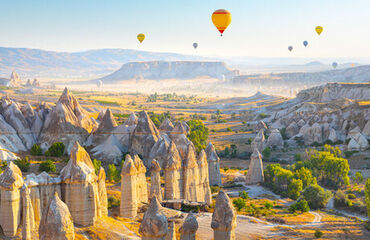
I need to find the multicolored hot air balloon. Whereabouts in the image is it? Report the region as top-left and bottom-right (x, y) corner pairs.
(137, 33), (145, 43)
(315, 26), (323, 35)
(332, 62), (338, 69)
(212, 9), (231, 36)
(288, 46), (293, 52)
(193, 42), (198, 49)
(303, 41), (308, 47)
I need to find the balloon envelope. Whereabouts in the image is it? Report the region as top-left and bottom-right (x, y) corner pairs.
(212, 9), (232, 36)
(193, 42), (198, 49)
(332, 62), (338, 69)
(97, 80), (102, 88)
(303, 41), (308, 47)
(315, 26), (323, 35)
(137, 33), (145, 43)
(288, 46), (293, 52)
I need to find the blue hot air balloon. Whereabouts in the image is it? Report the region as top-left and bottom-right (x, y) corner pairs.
(303, 41), (308, 47)
(332, 62), (338, 69)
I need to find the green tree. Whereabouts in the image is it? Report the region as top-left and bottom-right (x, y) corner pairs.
(302, 184), (333, 209)
(288, 178), (303, 200)
(93, 159), (102, 175)
(353, 172), (363, 184)
(262, 147), (271, 160)
(45, 142), (65, 157)
(30, 144), (42, 156)
(187, 120), (209, 152)
(365, 179), (370, 217)
(108, 164), (120, 182)
(230, 144), (238, 158)
(233, 198), (246, 211)
(289, 199), (310, 213)
(39, 160), (56, 173)
(294, 167), (314, 189)
(14, 157), (30, 172)
(314, 230), (323, 238)
(239, 190), (249, 199)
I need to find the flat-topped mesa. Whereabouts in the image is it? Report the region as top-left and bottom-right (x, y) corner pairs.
(245, 148), (264, 185)
(40, 88), (97, 153)
(251, 129), (265, 152)
(164, 141), (182, 200)
(150, 159), (162, 202)
(205, 143), (222, 186)
(60, 141), (100, 226)
(183, 145), (199, 202)
(197, 150), (212, 205)
(120, 155), (138, 218)
(179, 213), (198, 240)
(0, 162), (24, 236)
(159, 118), (174, 133)
(130, 111), (160, 160)
(139, 196), (168, 240)
(211, 190), (237, 240)
(39, 192), (75, 240)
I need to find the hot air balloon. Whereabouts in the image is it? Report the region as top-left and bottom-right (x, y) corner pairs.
(193, 42), (198, 49)
(303, 41), (308, 47)
(332, 62), (338, 69)
(288, 46), (293, 52)
(137, 33), (145, 43)
(212, 9), (232, 36)
(352, 63), (355, 68)
(96, 80), (102, 88)
(315, 26), (323, 35)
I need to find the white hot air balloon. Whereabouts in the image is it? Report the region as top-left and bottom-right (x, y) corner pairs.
(97, 80), (103, 88)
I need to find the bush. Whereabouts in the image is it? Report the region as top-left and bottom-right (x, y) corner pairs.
(181, 204), (200, 213)
(30, 144), (42, 156)
(108, 196), (120, 209)
(108, 164), (120, 182)
(264, 201), (274, 210)
(239, 191), (249, 199)
(14, 157), (30, 172)
(302, 184), (332, 209)
(289, 199), (310, 213)
(334, 190), (348, 208)
(45, 142), (65, 157)
(294, 153), (302, 162)
(210, 186), (221, 194)
(314, 230), (323, 238)
(93, 159), (102, 175)
(347, 193), (356, 200)
(187, 120), (209, 152)
(226, 127), (232, 132)
(233, 198), (246, 211)
(38, 160), (56, 173)
(262, 147), (271, 160)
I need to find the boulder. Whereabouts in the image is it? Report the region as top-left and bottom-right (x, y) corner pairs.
(39, 192), (75, 240)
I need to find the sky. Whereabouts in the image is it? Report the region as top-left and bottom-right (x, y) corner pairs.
(1, 0), (370, 59)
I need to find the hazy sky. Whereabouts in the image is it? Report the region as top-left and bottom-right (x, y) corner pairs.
(1, 0), (370, 58)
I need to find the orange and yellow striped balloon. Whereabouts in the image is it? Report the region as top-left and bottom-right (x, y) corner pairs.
(315, 26), (323, 35)
(137, 33), (145, 43)
(212, 9), (232, 36)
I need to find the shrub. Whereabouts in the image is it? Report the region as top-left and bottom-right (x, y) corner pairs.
(264, 201), (274, 210)
(181, 204), (200, 213)
(226, 127), (232, 132)
(302, 184), (332, 209)
(224, 167), (229, 172)
(108, 196), (120, 209)
(289, 199), (310, 213)
(294, 153), (302, 162)
(233, 198), (246, 211)
(187, 120), (209, 152)
(14, 157), (30, 172)
(347, 193), (356, 200)
(314, 230), (323, 238)
(93, 159), (102, 175)
(334, 190), (348, 208)
(210, 186), (221, 194)
(45, 142), (65, 157)
(262, 147), (271, 160)
(239, 190), (249, 199)
(288, 179), (303, 200)
(30, 144), (42, 156)
(365, 179), (370, 217)
(108, 164), (120, 182)
(38, 160), (56, 173)
(353, 172), (363, 184)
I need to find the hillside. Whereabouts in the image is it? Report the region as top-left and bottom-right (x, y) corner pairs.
(0, 47), (207, 78)
(98, 61), (237, 82)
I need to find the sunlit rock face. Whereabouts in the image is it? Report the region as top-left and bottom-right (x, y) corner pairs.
(179, 213), (198, 240)
(245, 148), (264, 185)
(205, 143), (222, 186)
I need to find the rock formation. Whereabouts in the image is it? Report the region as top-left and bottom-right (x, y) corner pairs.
(92, 108), (117, 144)
(9, 70), (22, 87)
(205, 143), (222, 186)
(164, 142), (182, 200)
(0, 162), (24, 236)
(197, 150), (212, 205)
(245, 148), (264, 185)
(266, 129), (284, 149)
(348, 131), (369, 151)
(165, 221), (176, 240)
(125, 112), (138, 126)
(150, 159), (162, 202)
(139, 196), (168, 240)
(179, 213), (198, 240)
(211, 190), (237, 240)
(40, 88), (97, 153)
(255, 120), (267, 132)
(39, 192), (75, 240)
(59, 141), (100, 226)
(97, 167), (108, 217)
(170, 122), (193, 160)
(183, 146), (199, 202)
(130, 111), (160, 159)
(22, 185), (36, 240)
(251, 129), (265, 152)
(159, 118), (174, 133)
(133, 154), (149, 204)
(120, 154), (138, 218)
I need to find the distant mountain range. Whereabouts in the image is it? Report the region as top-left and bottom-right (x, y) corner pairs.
(0, 47), (208, 78)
